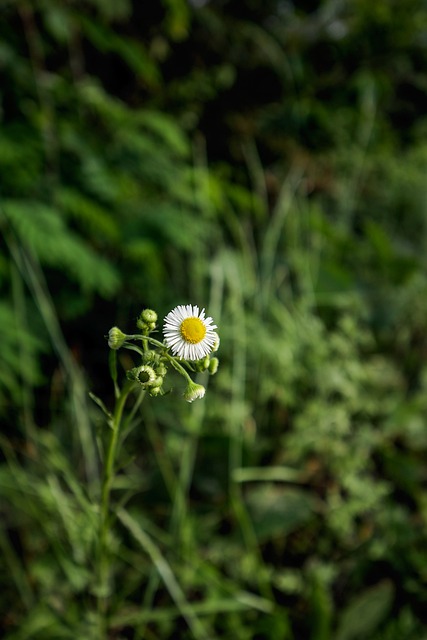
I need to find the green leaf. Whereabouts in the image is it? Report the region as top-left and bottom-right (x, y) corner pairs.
(334, 581), (395, 640)
(88, 391), (113, 421)
(245, 485), (317, 542)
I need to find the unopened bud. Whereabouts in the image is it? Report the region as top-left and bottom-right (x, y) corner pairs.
(140, 309), (157, 324)
(107, 327), (126, 350)
(208, 357), (219, 375)
(151, 376), (164, 389)
(136, 309), (158, 335)
(183, 381), (206, 403)
(156, 363), (167, 377)
(142, 350), (159, 365)
(149, 386), (163, 397)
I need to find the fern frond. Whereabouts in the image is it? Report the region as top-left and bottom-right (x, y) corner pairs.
(2, 202), (120, 297)
(55, 187), (120, 243)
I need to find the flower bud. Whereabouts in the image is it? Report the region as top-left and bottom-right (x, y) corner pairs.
(208, 357), (219, 375)
(151, 376), (164, 389)
(140, 309), (158, 324)
(126, 367), (139, 382)
(183, 381), (206, 403)
(156, 363), (167, 377)
(142, 350), (160, 365)
(137, 309), (158, 335)
(149, 386), (163, 397)
(127, 365), (157, 388)
(136, 321), (157, 334)
(107, 327), (127, 350)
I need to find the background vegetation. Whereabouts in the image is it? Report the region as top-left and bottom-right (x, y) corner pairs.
(2, 0), (427, 638)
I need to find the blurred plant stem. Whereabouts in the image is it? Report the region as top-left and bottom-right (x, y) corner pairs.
(96, 359), (136, 636)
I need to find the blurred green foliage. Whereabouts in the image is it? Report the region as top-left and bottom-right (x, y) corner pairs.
(2, 0), (427, 638)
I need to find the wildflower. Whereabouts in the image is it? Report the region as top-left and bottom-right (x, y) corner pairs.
(108, 327), (127, 350)
(163, 304), (217, 361)
(183, 381), (206, 403)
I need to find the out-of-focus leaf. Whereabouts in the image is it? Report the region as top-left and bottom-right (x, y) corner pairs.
(334, 581), (394, 640)
(245, 485), (318, 542)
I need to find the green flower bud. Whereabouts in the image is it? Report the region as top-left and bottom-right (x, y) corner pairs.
(150, 376), (164, 389)
(127, 365), (157, 388)
(149, 386), (163, 397)
(142, 350), (160, 365)
(194, 357), (208, 373)
(208, 357), (219, 375)
(108, 327), (127, 350)
(126, 368), (138, 382)
(140, 309), (158, 324)
(156, 363), (167, 377)
(183, 381), (206, 403)
(136, 309), (158, 335)
(136, 320), (157, 334)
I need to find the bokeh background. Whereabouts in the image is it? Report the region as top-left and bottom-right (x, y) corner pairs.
(2, 1), (427, 638)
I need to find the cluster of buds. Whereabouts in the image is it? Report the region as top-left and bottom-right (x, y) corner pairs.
(191, 351), (219, 377)
(136, 308), (157, 335)
(106, 305), (219, 402)
(126, 345), (168, 398)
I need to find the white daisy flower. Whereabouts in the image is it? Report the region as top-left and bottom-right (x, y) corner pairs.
(163, 304), (218, 361)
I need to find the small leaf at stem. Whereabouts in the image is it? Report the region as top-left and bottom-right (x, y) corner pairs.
(89, 391), (113, 420)
(109, 349), (120, 397)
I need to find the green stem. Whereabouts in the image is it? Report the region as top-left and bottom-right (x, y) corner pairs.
(109, 349), (120, 399)
(164, 353), (193, 383)
(125, 334), (165, 349)
(97, 380), (136, 634)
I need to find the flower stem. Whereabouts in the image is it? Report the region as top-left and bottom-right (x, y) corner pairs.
(125, 334), (166, 350)
(164, 353), (193, 383)
(97, 379), (135, 635)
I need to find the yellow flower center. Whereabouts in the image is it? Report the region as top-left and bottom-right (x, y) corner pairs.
(180, 317), (206, 344)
